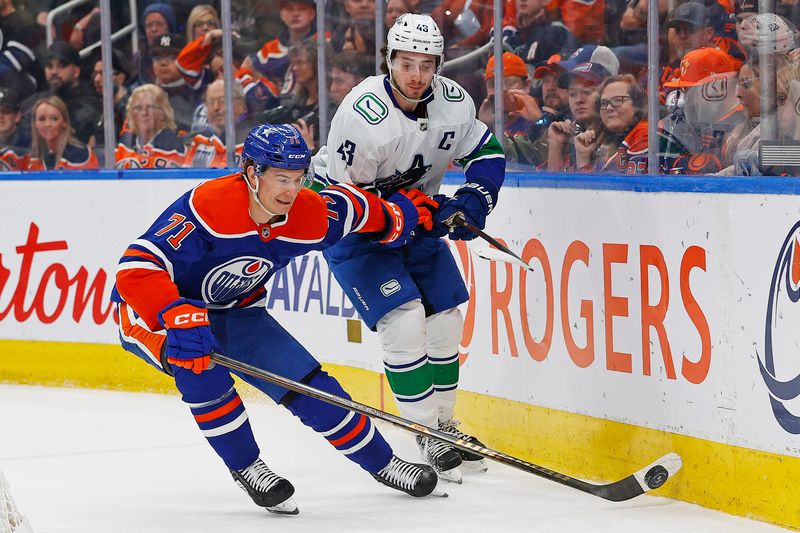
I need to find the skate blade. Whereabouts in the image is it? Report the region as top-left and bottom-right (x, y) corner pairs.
(437, 466), (463, 484)
(461, 458), (488, 474)
(266, 497), (299, 515)
(430, 486), (449, 497)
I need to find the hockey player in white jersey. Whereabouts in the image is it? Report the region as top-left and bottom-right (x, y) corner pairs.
(319, 13), (506, 483)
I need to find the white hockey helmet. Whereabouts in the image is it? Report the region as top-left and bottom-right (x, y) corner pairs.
(386, 13), (445, 65)
(741, 13), (798, 54)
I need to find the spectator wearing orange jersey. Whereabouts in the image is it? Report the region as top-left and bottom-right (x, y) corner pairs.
(177, 28), (280, 120)
(432, 0), (495, 48)
(0, 87), (29, 171)
(25, 95), (98, 171)
(115, 84), (185, 169)
(251, 0), (319, 92)
(546, 0), (605, 43)
(185, 79), (258, 168)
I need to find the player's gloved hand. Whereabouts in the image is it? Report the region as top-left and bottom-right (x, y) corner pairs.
(433, 176), (498, 241)
(158, 298), (215, 374)
(399, 188), (439, 230)
(377, 190), (420, 248)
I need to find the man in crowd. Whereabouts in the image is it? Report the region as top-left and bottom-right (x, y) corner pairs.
(92, 50), (130, 137)
(329, 51), (373, 106)
(0, 87), (28, 170)
(150, 33), (200, 134)
(0, 0), (41, 97)
(22, 41), (102, 145)
(185, 79), (259, 168)
(661, 47), (741, 173)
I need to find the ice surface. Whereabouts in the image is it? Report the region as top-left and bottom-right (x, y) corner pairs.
(0, 385), (787, 532)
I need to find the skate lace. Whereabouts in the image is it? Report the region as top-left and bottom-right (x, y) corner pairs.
(378, 457), (422, 491)
(439, 420), (472, 441)
(239, 459), (282, 492)
(422, 437), (454, 460)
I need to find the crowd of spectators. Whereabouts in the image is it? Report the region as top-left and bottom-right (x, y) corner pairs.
(0, 0), (798, 175)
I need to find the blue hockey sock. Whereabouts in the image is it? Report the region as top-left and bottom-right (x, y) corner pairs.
(174, 365), (260, 471)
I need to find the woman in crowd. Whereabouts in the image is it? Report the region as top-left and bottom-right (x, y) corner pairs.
(185, 4), (220, 43)
(546, 71), (604, 172)
(261, 39), (320, 151)
(573, 74), (649, 173)
(716, 57), (763, 175)
(26, 95), (98, 170)
(115, 84), (185, 169)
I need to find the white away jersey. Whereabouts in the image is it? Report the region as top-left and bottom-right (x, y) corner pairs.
(317, 75), (503, 196)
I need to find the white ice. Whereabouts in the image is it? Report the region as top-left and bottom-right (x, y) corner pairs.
(0, 385), (788, 532)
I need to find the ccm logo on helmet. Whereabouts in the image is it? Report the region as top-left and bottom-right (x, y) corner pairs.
(287, 154), (307, 158)
(173, 311), (208, 326)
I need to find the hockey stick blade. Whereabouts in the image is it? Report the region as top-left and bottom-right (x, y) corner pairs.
(210, 352), (682, 502)
(473, 246), (535, 272)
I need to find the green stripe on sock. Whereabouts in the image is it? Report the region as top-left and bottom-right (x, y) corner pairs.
(385, 363), (433, 397)
(430, 360), (459, 388)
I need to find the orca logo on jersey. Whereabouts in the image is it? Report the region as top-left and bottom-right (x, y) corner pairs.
(202, 256), (274, 304)
(354, 93), (389, 124)
(441, 80), (465, 102)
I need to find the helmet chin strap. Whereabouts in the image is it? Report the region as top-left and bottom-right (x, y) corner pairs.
(243, 170), (279, 220)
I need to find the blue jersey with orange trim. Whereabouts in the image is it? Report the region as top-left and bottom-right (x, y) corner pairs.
(112, 173), (389, 331)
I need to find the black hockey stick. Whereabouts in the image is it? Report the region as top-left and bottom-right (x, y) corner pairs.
(210, 352), (682, 502)
(444, 212), (535, 271)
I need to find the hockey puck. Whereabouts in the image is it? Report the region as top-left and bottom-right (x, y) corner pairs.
(643, 465), (669, 489)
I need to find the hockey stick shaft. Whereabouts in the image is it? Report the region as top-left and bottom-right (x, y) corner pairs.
(210, 352), (680, 501)
(449, 212), (529, 266)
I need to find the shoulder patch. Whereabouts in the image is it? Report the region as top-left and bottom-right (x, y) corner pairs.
(440, 80), (465, 102)
(353, 93), (389, 124)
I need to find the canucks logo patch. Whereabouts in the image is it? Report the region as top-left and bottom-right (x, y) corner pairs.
(353, 93), (388, 124)
(202, 256), (273, 303)
(441, 80), (465, 102)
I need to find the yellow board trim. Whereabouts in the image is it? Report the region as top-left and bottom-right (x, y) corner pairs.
(1, 340), (798, 530)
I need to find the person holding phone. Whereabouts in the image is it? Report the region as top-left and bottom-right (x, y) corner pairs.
(478, 52), (546, 168)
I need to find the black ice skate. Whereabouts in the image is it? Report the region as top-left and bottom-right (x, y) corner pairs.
(372, 455), (441, 497)
(439, 419), (489, 473)
(231, 458), (298, 515)
(416, 435), (463, 483)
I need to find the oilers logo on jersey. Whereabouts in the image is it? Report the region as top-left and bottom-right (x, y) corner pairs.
(202, 256), (274, 303)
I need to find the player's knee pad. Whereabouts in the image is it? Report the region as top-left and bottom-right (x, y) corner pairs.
(285, 369), (353, 431)
(173, 363), (235, 405)
(425, 307), (463, 356)
(376, 299), (427, 365)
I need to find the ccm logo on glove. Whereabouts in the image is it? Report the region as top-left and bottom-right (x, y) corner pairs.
(173, 312), (209, 326)
(161, 303), (210, 329)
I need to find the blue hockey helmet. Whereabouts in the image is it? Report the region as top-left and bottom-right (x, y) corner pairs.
(242, 124), (311, 173)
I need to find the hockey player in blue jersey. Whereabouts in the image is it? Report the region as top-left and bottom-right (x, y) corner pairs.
(111, 124), (441, 515)
(317, 14), (506, 483)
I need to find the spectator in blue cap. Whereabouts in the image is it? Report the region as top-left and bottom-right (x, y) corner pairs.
(545, 57), (612, 171)
(132, 3), (178, 85)
(143, 3), (177, 45)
